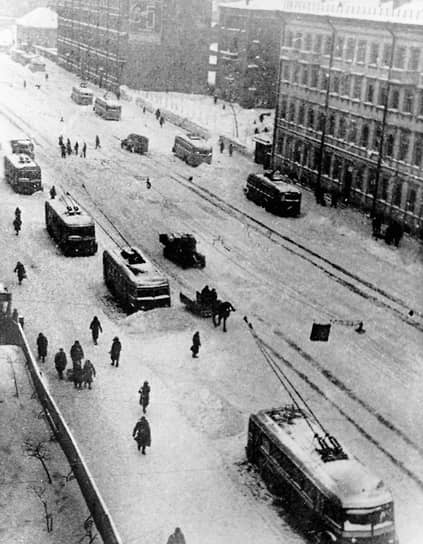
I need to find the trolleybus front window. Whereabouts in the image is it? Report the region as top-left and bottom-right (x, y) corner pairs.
(344, 504), (394, 530)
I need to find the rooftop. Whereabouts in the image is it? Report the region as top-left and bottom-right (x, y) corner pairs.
(16, 7), (57, 29)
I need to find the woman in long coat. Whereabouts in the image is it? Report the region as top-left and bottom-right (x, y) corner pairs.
(36, 333), (48, 362)
(82, 360), (96, 389)
(132, 416), (151, 454)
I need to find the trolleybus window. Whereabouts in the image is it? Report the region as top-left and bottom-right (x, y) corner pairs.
(94, 97), (122, 120)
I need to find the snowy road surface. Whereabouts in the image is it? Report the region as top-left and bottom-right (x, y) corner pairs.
(0, 52), (422, 543)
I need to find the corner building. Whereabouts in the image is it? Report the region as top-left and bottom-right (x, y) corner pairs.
(273, 5), (423, 235)
(56, 0), (211, 93)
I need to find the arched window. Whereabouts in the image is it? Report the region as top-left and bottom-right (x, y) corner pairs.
(360, 124), (369, 147)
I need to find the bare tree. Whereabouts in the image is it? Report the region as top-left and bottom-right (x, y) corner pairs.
(77, 516), (98, 544)
(24, 439), (52, 484)
(32, 486), (53, 533)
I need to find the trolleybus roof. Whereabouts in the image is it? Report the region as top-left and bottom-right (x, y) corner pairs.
(5, 153), (37, 168)
(107, 246), (168, 286)
(47, 199), (95, 227)
(248, 173), (301, 194)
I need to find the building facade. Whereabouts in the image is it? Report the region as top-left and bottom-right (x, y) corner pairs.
(216, 1), (281, 108)
(16, 7), (57, 48)
(56, 0), (211, 93)
(273, 8), (423, 234)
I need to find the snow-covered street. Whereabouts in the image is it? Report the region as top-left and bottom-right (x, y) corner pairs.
(1, 51), (422, 544)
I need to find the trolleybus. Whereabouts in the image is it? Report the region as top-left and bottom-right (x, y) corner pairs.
(246, 405), (397, 544)
(45, 198), (98, 256)
(71, 84), (94, 105)
(172, 134), (212, 166)
(4, 153), (42, 194)
(244, 172), (301, 216)
(103, 246), (171, 312)
(94, 96), (121, 120)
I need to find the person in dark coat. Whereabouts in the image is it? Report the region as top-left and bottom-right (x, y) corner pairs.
(110, 336), (121, 367)
(167, 527), (186, 544)
(159, 116), (165, 127)
(15, 207), (21, 219)
(70, 340), (84, 364)
(13, 216), (22, 235)
(82, 142), (87, 158)
(190, 331), (201, 358)
(49, 185), (57, 199)
(132, 416), (151, 454)
(219, 140), (224, 153)
(74, 141), (79, 156)
(82, 359), (96, 389)
(36, 333), (48, 362)
(58, 135), (64, 147)
(95, 135), (101, 149)
(66, 140), (72, 156)
(61, 144), (66, 158)
(14, 261), (26, 285)
(228, 142), (233, 157)
(155, 108), (161, 120)
(54, 348), (67, 379)
(73, 360), (83, 389)
(89, 316), (103, 345)
(138, 381), (150, 414)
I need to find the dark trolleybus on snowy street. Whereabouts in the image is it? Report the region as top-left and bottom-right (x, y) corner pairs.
(45, 200), (97, 256)
(247, 406), (397, 544)
(244, 172), (301, 216)
(4, 153), (42, 194)
(172, 134), (212, 166)
(71, 85), (94, 105)
(103, 247), (171, 312)
(94, 96), (122, 120)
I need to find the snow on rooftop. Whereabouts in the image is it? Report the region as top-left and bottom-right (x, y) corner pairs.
(16, 7), (57, 29)
(222, 0), (423, 23)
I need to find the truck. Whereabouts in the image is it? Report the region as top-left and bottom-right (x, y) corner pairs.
(159, 233), (206, 269)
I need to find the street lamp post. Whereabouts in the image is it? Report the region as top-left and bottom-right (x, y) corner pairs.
(372, 27), (396, 218)
(315, 17), (336, 205)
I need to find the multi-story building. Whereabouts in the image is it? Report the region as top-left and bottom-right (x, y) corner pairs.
(273, 3), (423, 234)
(56, 0), (212, 94)
(216, 0), (282, 108)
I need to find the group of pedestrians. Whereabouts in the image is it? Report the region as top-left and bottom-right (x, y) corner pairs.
(219, 139), (233, 156)
(155, 108), (165, 127)
(58, 135), (87, 159)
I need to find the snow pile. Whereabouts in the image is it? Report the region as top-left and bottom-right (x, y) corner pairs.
(122, 306), (197, 334)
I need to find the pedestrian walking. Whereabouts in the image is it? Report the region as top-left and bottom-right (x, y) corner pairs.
(214, 95), (218, 105)
(70, 340), (84, 365)
(190, 331), (201, 358)
(81, 142), (87, 158)
(60, 116), (64, 123)
(146, 178), (151, 190)
(14, 261), (26, 285)
(219, 140), (224, 153)
(155, 108), (161, 120)
(23, 80), (26, 89)
(58, 135), (64, 147)
(82, 359), (96, 389)
(138, 381), (150, 414)
(36, 332), (48, 362)
(13, 216), (22, 235)
(132, 416), (151, 454)
(54, 348), (67, 379)
(89, 316), (103, 345)
(95, 135), (101, 149)
(167, 527), (186, 544)
(142, 106), (146, 113)
(228, 142), (233, 157)
(15, 207), (21, 219)
(60, 144), (66, 159)
(49, 185), (57, 199)
(73, 360), (83, 389)
(74, 141), (79, 156)
(66, 140), (72, 156)
(45, 73), (49, 81)
(109, 336), (121, 367)
(159, 116), (165, 127)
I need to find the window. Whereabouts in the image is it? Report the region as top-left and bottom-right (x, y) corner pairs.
(334, 36), (344, 58)
(320, 69), (328, 91)
(282, 62), (290, 81)
(403, 88), (414, 114)
(298, 102), (305, 125)
(349, 118), (357, 143)
(311, 65), (319, 88)
(373, 125), (382, 151)
(280, 95), (288, 118)
(390, 88), (399, 109)
(413, 135), (423, 166)
(285, 30), (293, 47)
(394, 46), (406, 69)
(378, 84), (388, 106)
(406, 188), (416, 212)
(366, 81), (374, 103)
(314, 34), (322, 54)
(305, 33), (312, 51)
(288, 101), (296, 122)
(381, 175), (389, 201)
(302, 65), (309, 86)
(294, 140), (303, 163)
(419, 91), (423, 116)
(328, 113), (336, 136)
(382, 43), (392, 66)
(392, 183), (402, 207)
(294, 32), (303, 50)
(354, 165), (365, 191)
(340, 73), (351, 96)
(345, 38), (355, 61)
(332, 156), (342, 180)
(352, 76), (362, 100)
(385, 133), (395, 157)
(324, 35), (332, 55)
(318, 109), (326, 132)
(356, 40), (367, 63)
(338, 116), (346, 139)
(398, 130), (410, 161)
(369, 42), (379, 64)
(293, 63), (300, 84)
(308, 107), (315, 129)
(276, 135), (284, 155)
(331, 72), (340, 94)
(323, 151), (332, 175)
(409, 47), (420, 71)
(360, 124), (369, 147)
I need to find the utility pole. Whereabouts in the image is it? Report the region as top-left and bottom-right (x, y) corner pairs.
(315, 17), (336, 205)
(271, 17), (285, 169)
(372, 26), (396, 218)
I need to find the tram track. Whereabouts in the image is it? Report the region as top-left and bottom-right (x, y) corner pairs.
(2, 101), (423, 491)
